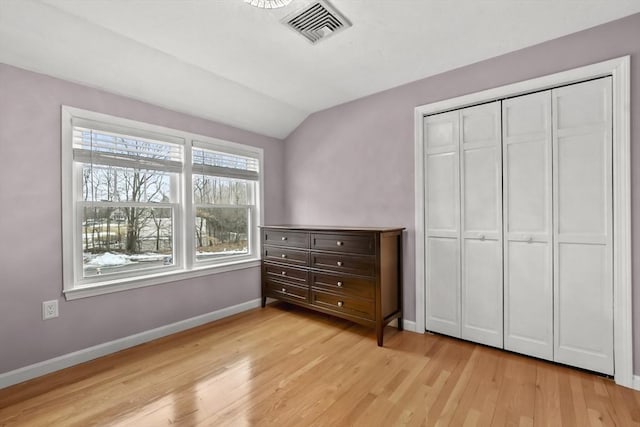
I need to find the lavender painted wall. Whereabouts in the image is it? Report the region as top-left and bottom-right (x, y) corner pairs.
(0, 64), (285, 374)
(284, 13), (640, 373)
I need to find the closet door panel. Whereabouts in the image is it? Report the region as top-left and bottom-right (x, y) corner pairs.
(505, 241), (552, 358)
(462, 239), (502, 342)
(555, 81), (607, 129)
(462, 108), (498, 143)
(557, 132), (607, 236)
(427, 153), (458, 232)
(460, 102), (503, 348)
(425, 115), (456, 149)
(553, 77), (613, 375)
(504, 96), (547, 137)
(503, 91), (553, 360)
(425, 111), (461, 337)
(505, 140), (547, 232)
(557, 244), (611, 364)
(463, 147), (498, 232)
(426, 237), (460, 336)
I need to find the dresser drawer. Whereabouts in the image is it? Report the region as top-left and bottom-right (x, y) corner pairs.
(311, 290), (374, 321)
(310, 252), (375, 276)
(263, 245), (309, 267)
(265, 280), (308, 303)
(311, 272), (375, 299)
(311, 233), (374, 255)
(263, 263), (308, 287)
(263, 229), (309, 249)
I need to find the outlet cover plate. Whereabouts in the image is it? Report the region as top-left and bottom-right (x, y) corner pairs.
(42, 300), (59, 320)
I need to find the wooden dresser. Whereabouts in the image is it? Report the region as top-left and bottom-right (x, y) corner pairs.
(260, 226), (404, 346)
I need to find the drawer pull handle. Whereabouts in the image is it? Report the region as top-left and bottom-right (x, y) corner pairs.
(527, 236), (533, 243)
(337, 241), (344, 246)
(480, 235), (486, 241)
(282, 288), (286, 293)
(281, 236), (287, 241)
(337, 281), (343, 287)
(281, 254), (287, 258)
(281, 271), (287, 276)
(337, 261), (343, 267)
(337, 301), (344, 307)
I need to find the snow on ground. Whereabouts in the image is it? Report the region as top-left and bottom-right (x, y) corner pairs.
(85, 252), (133, 267)
(83, 252), (168, 269)
(84, 248), (249, 269)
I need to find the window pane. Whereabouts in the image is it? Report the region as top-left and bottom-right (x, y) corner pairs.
(82, 206), (174, 277)
(82, 164), (174, 203)
(195, 207), (249, 261)
(193, 176), (252, 205)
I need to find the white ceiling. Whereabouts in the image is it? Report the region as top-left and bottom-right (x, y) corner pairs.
(1, 0), (639, 139)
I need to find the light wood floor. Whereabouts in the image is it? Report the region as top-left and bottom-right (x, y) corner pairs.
(1, 303), (639, 427)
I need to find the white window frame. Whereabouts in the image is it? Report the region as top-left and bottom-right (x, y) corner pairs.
(62, 106), (264, 300)
(414, 56), (632, 388)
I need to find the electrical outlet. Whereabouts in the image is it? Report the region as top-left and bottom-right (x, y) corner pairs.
(42, 300), (59, 320)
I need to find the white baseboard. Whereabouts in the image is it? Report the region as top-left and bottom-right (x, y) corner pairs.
(0, 298), (262, 390)
(389, 318), (418, 333)
(632, 375), (640, 391)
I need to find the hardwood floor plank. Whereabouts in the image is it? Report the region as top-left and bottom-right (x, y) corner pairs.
(490, 353), (537, 426)
(533, 361), (561, 426)
(1, 303), (638, 427)
(603, 378), (640, 424)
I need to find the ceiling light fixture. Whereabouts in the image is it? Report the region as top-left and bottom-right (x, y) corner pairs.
(245, 0), (293, 8)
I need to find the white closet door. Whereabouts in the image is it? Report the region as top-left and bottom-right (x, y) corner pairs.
(460, 102), (503, 348)
(553, 77), (613, 375)
(502, 91), (553, 360)
(424, 111), (461, 337)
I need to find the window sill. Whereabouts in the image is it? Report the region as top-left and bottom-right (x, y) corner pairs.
(64, 258), (261, 300)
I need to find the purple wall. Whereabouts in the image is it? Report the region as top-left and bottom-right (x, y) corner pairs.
(283, 13), (640, 373)
(0, 64), (285, 374)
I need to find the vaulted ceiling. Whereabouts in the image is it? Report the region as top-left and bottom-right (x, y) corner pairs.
(1, 0), (639, 139)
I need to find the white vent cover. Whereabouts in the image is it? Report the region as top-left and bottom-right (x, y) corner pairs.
(282, 0), (351, 44)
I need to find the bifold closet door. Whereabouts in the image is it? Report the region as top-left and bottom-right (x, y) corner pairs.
(502, 91), (553, 360)
(553, 77), (613, 375)
(424, 111), (461, 337)
(460, 102), (503, 348)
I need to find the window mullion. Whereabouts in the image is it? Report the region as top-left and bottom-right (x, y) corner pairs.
(184, 140), (194, 270)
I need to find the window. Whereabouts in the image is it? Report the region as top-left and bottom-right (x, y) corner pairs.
(192, 144), (259, 264)
(62, 107), (263, 299)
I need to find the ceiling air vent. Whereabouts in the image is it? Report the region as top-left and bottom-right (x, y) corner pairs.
(282, 0), (351, 44)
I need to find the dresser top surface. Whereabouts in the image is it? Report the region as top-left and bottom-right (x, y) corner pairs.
(260, 225), (405, 233)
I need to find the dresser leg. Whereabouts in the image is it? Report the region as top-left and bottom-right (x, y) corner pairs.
(376, 325), (384, 347)
(261, 296), (266, 308)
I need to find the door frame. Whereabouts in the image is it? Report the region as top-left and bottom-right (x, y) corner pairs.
(413, 56), (632, 388)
